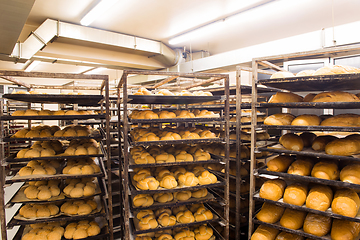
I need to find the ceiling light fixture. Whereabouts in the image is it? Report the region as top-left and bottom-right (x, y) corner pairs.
(168, 0), (276, 45)
(80, 0), (119, 26)
(24, 60), (41, 72)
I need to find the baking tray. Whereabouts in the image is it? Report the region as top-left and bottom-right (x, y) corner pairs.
(256, 165), (360, 190)
(253, 192), (360, 223)
(253, 219), (331, 240)
(3, 94), (104, 106)
(258, 144), (360, 162)
(130, 188), (221, 211)
(131, 204), (221, 235)
(0, 114), (105, 121)
(4, 130), (103, 142)
(130, 137), (223, 147)
(258, 101), (360, 109)
(258, 124), (360, 132)
(127, 95), (222, 104)
(258, 73), (360, 92)
(128, 154), (220, 169)
(130, 116), (224, 124)
(129, 174), (226, 195)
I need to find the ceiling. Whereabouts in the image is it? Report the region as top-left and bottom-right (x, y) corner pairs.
(1, 0), (360, 84)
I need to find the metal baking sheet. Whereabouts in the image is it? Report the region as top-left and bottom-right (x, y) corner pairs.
(131, 206), (221, 235)
(128, 95), (222, 104)
(259, 102), (360, 109)
(253, 219), (331, 240)
(130, 116), (224, 124)
(258, 144), (360, 162)
(3, 94), (104, 106)
(130, 137), (223, 147)
(129, 174), (226, 195)
(0, 114), (105, 121)
(256, 166), (360, 190)
(258, 73), (360, 92)
(4, 130), (103, 142)
(253, 192), (360, 223)
(128, 154), (220, 168)
(258, 124), (360, 132)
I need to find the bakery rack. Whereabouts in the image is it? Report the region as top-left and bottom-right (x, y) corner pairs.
(116, 70), (230, 240)
(0, 70), (112, 240)
(248, 44), (360, 239)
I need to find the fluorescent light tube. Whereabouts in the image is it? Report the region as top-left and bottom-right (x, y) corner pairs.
(81, 0), (119, 26)
(24, 60), (41, 72)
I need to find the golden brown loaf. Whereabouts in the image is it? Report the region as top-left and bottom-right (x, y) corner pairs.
(313, 65), (360, 75)
(268, 92), (303, 103)
(291, 115), (321, 126)
(311, 91), (360, 102)
(259, 179), (286, 201)
(287, 158), (314, 176)
(311, 135), (338, 151)
(331, 219), (360, 240)
(264, 113), (295, 125)
(332, 188), (360, 217)
(279, 208), (307, 230)
(320, 114), (360, 127)
(303, 93), (316, 102)
(311, 161), (339, 180)
(266, 155), (293, 172)
(279, 133), (304, 151)
(250, 225), (279, 240)
(275, 232), (304, 240)
(325, 134), (360, 156)
(340, 163), (360, 184)
(306, 185), (333, 211)
(283, 183), (308, 206)
(256, 202), (285, 223)
(303, 213), (331, 237)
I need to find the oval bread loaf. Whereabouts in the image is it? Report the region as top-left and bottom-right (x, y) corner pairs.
(259, 179), (286, 201)
(306, 185), (333, 211)
(332, 189), (360, 218)
(264, 113), (295, 125)
(279, 133), (304, 151)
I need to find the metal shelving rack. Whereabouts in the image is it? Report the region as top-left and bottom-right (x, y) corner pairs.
(117, 69), (230, 240)
(248, 44), (360, 239)
(0, 70), (112, 240)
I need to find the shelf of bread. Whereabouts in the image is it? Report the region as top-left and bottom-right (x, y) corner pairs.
(130, 203), (221, 235)
(7, 196), (106, 228)
(9, 178), (104, 205)
(127, 94), (222, 105)
(130, 188), (221, 211)
(3, 93), (104, 106)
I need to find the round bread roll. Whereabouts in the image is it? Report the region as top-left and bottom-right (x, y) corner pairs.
(191, 188), (208, 198)
(331, 219), (360, 240)
(256, 202), (285, 223)
(264, 113), (295, 125)
(158, 212), (176, 227)
(283, 183), (308, 206)
(266, 155), (293, 172)
(306, 185), (333, 211)
(279, 208), (307, 230)
(311, 161), (339, 180)
(173, 191), (191, 201)
(259, 179), (286, 201)
(153, 192), (173, 203)
(133, 194), (154, 207)
(287, 158), (314, 176)
(194, 225), (213, 240)
(340, 163), (360, 184)
(332, 188), (360, 217)
(303, 213), (332, 237)
(291, 115), (321, 126)
(194, 206), (213, 221)
(250, 225), (279, 240)
(312, 135), (338, 151)
(138, 215), (158, 230)
(197, 170), (217, 185)
(178, 172), (199, 187)
(73, 228), (88, 239)
(137, 176), (160, 190)
(270, 71), (295, 79)
(279, 133), (304, 151)
(268, 92), (303, 103)
(176, 210), (195, 224)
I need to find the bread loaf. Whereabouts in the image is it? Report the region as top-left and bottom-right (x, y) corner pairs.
(259, 179), (286, 201)
(306, 185), (333, 211)
(332, 188), (360, 217)
(303, 213), (332, 236)
(266, 155), (293, 172)
(312, 135), (338, 151)
(311, 91), (360, 102)
(268, 92), (303, 103)
(256, 202), (285, 223)
(325, 134), (360, 156)
(279, 208), (307, 230)
(283, 183), (308, 206)
(331, 219), (360, 240)
(264, 113), (295, 125)
(311, 161), (339, 180)
(340, 163), (360, 184)
(321, 114), (360, 127)
(291, 115), (321, 126)
(270, 71), (295, 79)
(300, 132), (317, 147)
(314, 65), (360, 75)
(250, 225), (279, 240)
(279, 133), (304, 151)
(275, 231), (304, 240)
(296, 70), (316, 77)
(303, 93), (316, 102)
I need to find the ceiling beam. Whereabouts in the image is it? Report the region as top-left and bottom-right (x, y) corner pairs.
(0, 76), (31, 88)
